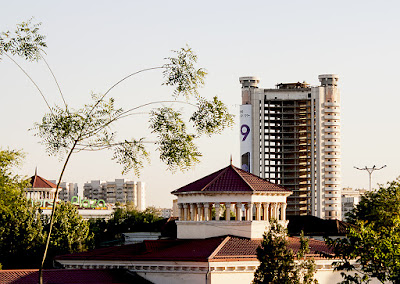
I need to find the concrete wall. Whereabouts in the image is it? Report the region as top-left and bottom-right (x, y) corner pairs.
(138, 272), (206, 284)
(177, 220), (288, 239)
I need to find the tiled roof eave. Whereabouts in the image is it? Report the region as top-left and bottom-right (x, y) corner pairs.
(209, 257), (258, 262)
(174, 190), (292, 196)
(173, 191), (253, 196)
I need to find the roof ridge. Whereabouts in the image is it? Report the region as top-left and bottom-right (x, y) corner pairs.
(199, 166), (230, 192)
(235, 166), (289, 192)
(231, 165), (256, 192)
(42, 176), (56, 188)
(208, 236), (231, 260)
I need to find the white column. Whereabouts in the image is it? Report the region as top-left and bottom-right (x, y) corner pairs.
(263, 202), (270, 222)
(225, 202), (231, 221)
(183, 204), (189, 221)
(197, 203), (203, 221)
(270, 203), (276, 220)
(236, 202), (242, 221)
(215, 202), (221, 221)
(245, 202), (252, 221)
(204, 203), (210, 221)
(281, 203), (287, 221)
(190, 203), (196, 221)
(255, 202), (262, 221)
(178, 203), (183, 220)
(274, 203), (278, 220)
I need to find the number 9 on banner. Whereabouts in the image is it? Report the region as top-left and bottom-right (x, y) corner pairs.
(241, 124), (250, 141)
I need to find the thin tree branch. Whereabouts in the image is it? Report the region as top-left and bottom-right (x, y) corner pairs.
(4, 52), (53, 114)
(38, 139), (78, 284)
(88, 66), (164, 118)
(117, 100), (197, 119)
(41, 56), (68, 109)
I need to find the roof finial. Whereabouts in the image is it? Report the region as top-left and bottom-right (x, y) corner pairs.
(230, 155), (233, 165)
(35, 167), (37, 176)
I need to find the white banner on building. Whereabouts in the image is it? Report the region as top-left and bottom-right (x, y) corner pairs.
(240, 105), (252, 173)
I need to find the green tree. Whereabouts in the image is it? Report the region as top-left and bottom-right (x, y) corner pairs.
(0, 149), (44, 269)
(1, 20), (233, 283)
(327, 178), (400, 283)
(41, 202), (92, 265)
(253, 221), (317, 284)
(0, 150), (92, 268)
(89, 205), (163, 248)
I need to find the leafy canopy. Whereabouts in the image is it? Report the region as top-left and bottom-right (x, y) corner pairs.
(328, 178), (400, 284)
(88, 205), (163, 248)
(0, 18), (46, 61)
(253, 221), (317, 284)
(0, 149), (44, 269)
(0, 149), (92, 269)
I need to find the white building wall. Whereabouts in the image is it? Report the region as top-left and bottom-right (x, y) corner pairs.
(57, 259), (383, 284)
(177, 220), (288, 239)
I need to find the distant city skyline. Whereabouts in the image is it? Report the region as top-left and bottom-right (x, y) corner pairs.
(1, 0), (398, 208)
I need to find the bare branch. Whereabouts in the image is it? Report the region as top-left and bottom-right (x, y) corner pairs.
(41, 56), (68, 109)
(4, 53), (53, 114)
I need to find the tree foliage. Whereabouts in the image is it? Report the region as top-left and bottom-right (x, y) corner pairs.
(0, 149), (92, 269)
(0, 149), (44, 269)
(41, 202), (92, 260)
(0, 18), (46, 61)
(253, 221), (317, 284)
(327, 178), (400, 284)
(89, 205), (163, 248)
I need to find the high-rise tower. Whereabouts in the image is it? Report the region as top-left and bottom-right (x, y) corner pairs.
(239, 75), (341, 220)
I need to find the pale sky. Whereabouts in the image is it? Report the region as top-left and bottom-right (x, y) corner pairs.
(1, 0), (399, 208)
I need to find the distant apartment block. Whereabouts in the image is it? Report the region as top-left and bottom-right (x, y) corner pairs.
(341, 187), (366, 220)
(49, 180), (78, 202)
(83, 179), (146, 210)
(160, 208), (173, 219)
(240, 74), (342, 220)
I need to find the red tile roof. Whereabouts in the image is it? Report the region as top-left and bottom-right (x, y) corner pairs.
(210, 236), (333, 261)
(0, 269), (132, 284)
(56, 235), (333, 264)
(172, 165), (290, 194)
(30, 174), (57, 189)
(56, 237), (227, 262)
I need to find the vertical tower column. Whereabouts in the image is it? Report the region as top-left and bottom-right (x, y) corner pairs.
(263, 202), (270, 221)
(178, 203), (183, 220)
(183, 204), (189, 221)
(270, 203), (276, 220)
(245, 202), (252, 221)
(225, 202), (231, 221)
(281, 203), (287, 221)
(190, 203), (196, 221)
(274, 203), (279, 220)
(197, 203), (203, 221)
(255, 202), (262, 220)
(236, 202), (242, 221)
(215, 202), (221, 221)
(204, 203), (210, 221)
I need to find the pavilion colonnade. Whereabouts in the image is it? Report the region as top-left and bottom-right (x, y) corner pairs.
(177, 202), (287, 222)
(25, 190), (56, 200)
